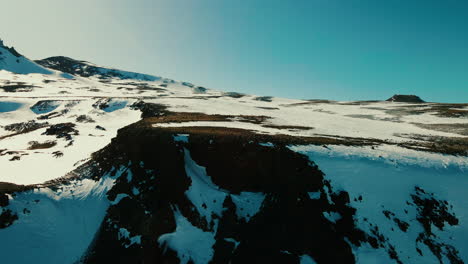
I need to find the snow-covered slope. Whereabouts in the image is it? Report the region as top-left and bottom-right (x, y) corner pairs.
(0, 40), (467, 264)
(0, 40), (50, 75)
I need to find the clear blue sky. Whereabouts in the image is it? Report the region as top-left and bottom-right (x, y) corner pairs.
(1, 0), (467, 102)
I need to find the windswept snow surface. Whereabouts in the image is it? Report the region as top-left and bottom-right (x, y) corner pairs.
(0, 43), (70, 78)
(291, 144), (468, 263)
(0, 98), (141, 184)
(158, 207), (216, 264)
(0, 175), (116, 264)
(184, 148), (227, 224)
(300, 255), (318, 264)
(0, 101), (23, 112)
(0, 46), (51, 75)
(1, 61), (466, 188)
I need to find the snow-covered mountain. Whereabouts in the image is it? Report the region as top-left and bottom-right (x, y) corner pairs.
(0, 39), (467, 264)
(0, 40), (70, 77)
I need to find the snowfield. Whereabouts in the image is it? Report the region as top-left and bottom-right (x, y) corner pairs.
(0, 40), (467, 264)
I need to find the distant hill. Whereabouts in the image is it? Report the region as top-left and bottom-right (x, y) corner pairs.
(386, 94), (425, 103)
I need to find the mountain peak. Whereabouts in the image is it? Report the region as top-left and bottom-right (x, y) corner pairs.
(0, 38), (53, 75)
(0, 38), (22, 57)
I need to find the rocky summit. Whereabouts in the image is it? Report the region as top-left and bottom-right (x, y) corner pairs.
(386, 94), (426, 103)
(0, 39), (468, 264)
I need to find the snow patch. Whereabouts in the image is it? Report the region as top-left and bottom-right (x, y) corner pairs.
(323, 211), (342, 223)
(184, 148), (227, 224)
(300, 255), (317, 264)
(294, 145), (468, 263)
(174, 134), (189, 143)
(307, 191), (321, 200)
(0, 175), (116, 264)
(158, 207), (216, 264)
(230, 192), (265, 222)
(259, 142), (274, 147)
(0, 101), (23, 113)
(111, 193), (130, 205)
(102, 100), (128, 112)
(118, 227), (142, 248)
(224, 238), (240, 250)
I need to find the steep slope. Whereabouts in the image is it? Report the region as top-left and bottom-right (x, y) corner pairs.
(0, 40), (467, 264)
(0, 40), (53, 75)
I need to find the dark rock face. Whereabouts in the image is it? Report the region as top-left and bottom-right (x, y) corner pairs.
(254, 96), (273, 102)
(0, 193), (17, 229)
(30, 100), (60, 114)
(76, 115), (95, 123)
(0, 209), (17, 229)
(35, 56), (107, 78)
(386, 95), (425, 103)
(0, 40), (22, 57)
(129, 101), (170, 118)
(0, 193), (9, 207)
(4, 120), (49, 133)
(0, 82), (36, 92)
(42, 122), (78, 140)
(411, 187), (462, 264)
(75, 120), (393, 264)
(35, 56), (155, 80)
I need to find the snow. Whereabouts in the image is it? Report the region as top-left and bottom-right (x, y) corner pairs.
(117, 227), (142, 248)
(230, 191), (265, 222)
(183, 147), (265, 224)
(307, 191), (321, 200)
(289, 144), (468, 170)
(0, 175), (116, 264)
(30, 100), (61, 114)
(292, 145), (468, 263)
(0, 40), (466, 263)
(224, 238), (240, 250)
(183, 148), (227, 224)
(0, 101), (23, 112)
(101, 99), (128, 113)
(154, 121), (309, 137)
(300, 255), (318, 264)
(111, 193), (130, 205)
(158, 207), (216, 264)
(0, 44), (70, 78)
(0, 98), (141, 184)
(323, 211), (342, 223)
(259, 142), (275, 147)
(173, 134), (189, 143)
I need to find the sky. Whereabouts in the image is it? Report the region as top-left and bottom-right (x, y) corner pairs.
(0, 0), (467, 102)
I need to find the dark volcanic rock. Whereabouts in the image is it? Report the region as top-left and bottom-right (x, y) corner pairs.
(76, 115), (95, 123)
(0, 193), (9, 207)
(77, 119), (388, 264)
(386, 94), (425, 103)
(411, 186), (462, 263)
(35, 56), (107, 78)
(30, 100), (60, 114)
(4, 120), (49, 133)
(42, 122), (78, 140)
(35, 56), (156, 80)
(0, 209), (18, 229)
